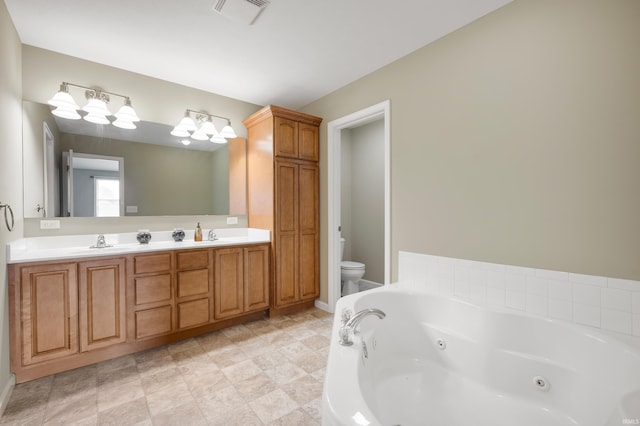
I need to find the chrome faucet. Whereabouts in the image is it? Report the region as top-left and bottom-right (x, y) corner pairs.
(338, 308), (386, 346)
(90, 234), (112, 249)
(207, 229), (217, 241)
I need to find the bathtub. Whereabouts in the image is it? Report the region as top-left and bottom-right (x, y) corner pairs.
(322, 284), (640, 426)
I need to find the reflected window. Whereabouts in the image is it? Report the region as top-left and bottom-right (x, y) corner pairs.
(95, 177), (120, 217)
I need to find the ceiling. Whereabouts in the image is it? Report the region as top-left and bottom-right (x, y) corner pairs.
(5, 0), (512, 109)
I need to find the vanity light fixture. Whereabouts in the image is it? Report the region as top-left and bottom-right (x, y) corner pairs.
(47, 82), (140, 129)
(171, 109), (237, 143)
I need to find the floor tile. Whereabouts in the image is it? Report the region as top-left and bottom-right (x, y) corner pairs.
(249, 388), (299, 424)
(96, 397), (150, 426)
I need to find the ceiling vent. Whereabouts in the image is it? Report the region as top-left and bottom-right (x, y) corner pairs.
(213, 0), (270, 25)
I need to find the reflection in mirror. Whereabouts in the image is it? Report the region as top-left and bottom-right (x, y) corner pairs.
(61, 151), (124, 217)
(22, 101), (247, 218)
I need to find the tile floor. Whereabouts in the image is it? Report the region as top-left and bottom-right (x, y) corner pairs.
(0, 308), (334, 426)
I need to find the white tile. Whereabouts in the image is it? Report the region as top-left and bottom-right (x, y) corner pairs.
(505, 265), (535, 276)
(438, 261), (455, 285)
(573, 304), (600, 328)
(633, 292), (640, 314)
(526, 276), (548, 296)
(633, 314), (640, 337)
(487, 270), (506, 290)
(608, 278), (640, 292)
(505, 273), (526, 293)
(573, 283), (601, 307)
(601, 309), (632, 335)
(535, 268), (569, 281)
(438, 279), (455, 296)
(505, 291), (526, 311)
(548, 299), (572, 321)
(526, 293), (547, 317)
(475, 261), (506, 272)
(548, 279), (572, 301)
(468, 281), (487, 305)
(601, 288), (631, 312)
(487, 286), (505, 307)
(569, 273), (607, 288)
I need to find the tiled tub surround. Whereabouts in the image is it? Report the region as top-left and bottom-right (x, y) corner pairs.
(7, 228), (270, 263)
(398, 251), (640, 337)
(0, 308), (332, 425)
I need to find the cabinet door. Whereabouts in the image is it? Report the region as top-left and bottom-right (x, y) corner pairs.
(214, 248), (244, 319)
(298, 123), (319, 162)
(275, 161), (299, 306)
(244, 245), (270, 312)
(20, 263), (78, 365)
(79, 258), (126, 352)
(299, 163), (320, 300)
(274, 117), (299, 159)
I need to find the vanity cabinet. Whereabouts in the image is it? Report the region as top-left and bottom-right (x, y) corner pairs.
(8, 242), (270, 383)
(244, 105), (321, 315)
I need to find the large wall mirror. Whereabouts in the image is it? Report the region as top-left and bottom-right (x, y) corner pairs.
(22, 100), (247, 218)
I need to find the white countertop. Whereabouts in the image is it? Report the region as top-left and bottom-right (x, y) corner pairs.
(7, 228), (270, 264)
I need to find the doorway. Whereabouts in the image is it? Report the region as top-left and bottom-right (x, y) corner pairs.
(326, 100), (391, 313)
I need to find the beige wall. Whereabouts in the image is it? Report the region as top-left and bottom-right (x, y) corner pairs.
(0, 0), (22, 410)
(302, 0), (640, 302)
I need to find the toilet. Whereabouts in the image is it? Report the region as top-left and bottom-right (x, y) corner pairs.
(340, 237), (366, 296)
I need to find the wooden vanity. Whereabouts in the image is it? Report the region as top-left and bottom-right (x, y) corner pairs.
(8, 242), (270, 383)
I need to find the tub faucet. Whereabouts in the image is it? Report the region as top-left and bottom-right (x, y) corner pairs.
(338, 308), (386, 346)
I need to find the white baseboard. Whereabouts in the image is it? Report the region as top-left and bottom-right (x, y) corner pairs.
(314, 299), (332, 313)
(0, 374), (15, 418)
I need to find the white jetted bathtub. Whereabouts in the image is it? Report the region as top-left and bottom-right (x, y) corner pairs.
(322, 285), (640, 426)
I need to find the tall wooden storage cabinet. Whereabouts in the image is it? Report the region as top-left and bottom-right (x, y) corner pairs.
(244, 105), (322, 315)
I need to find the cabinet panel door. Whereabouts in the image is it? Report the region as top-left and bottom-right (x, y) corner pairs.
(79, 258), (126, 352)
(178, 298), (210, 329)
(275, 161), (298, 233)
(298, 123), (319, 162)
(176, 250), (209, 270)
(214, 248), (244, 319)
(177, 269), (210, 298)
(134, 253), (172, 275)
(275, 233), (298, 306)
(134, 274), (172, 305)
(299, 164), (319, 300)
(135, 306), (172, 339)
(21, 263), (78, 365)
(244, 245), (270, 312)
(274, 117), (298, 159)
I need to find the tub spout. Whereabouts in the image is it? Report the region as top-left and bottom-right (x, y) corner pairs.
(339, 308), (386, 346)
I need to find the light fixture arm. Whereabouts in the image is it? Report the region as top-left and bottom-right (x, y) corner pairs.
(185, 108), (232, 124)
(62, 81), (131, 105)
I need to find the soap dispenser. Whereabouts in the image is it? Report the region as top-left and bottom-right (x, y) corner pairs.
(194, 222), (203, 242)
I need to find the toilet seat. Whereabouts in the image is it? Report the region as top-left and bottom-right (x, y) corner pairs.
(341, 261), (365, 270)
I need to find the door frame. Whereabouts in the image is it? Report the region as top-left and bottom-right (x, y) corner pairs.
(326, 100), (391, 313)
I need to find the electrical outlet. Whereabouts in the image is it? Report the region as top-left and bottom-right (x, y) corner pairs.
(226, 216), (238, 225)
(126, 205), (138, 213)
(40, 220), (60, 229)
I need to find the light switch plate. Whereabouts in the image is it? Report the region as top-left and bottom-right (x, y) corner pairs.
(227, 216), (238, 225)
(40, 220), (60, 229)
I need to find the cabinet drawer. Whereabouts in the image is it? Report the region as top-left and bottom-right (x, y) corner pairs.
(176, 250), (209, 270)
(178, 298), (210, 329)
(134, 253), (171, 275)
(177, 269), (209, 298)
(135, 306), (172, 339)
(135, 274), (172, 305)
